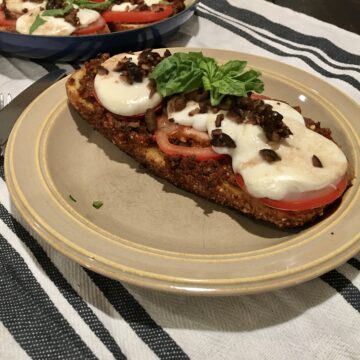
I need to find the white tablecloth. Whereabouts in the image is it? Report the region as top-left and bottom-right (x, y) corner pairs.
(0, 1), (359, 359)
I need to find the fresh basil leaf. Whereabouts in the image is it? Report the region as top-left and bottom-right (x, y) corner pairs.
(236, 69), (261, 82)
(199, 56), (218, 91)
(29, 14), (47, 34)
(206, 65), (263, 105)
(42, 3), (73, 17)
(209, 90), (225, 107)
(213, 76), (247, 96)
(233, 70), (264, 94)
(150, 52), (203, 97)
(73, 0), (112, 10)
(159, 71), (202, 97)
(150, 52), (264, 105)
(219, 60), (247, 76)
(246, 78), (264, 93)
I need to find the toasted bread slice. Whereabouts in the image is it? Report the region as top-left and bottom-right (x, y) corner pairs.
(0, 25), (16, 32)
(65, 56), (344, 228)
(108, 22), (148, 32)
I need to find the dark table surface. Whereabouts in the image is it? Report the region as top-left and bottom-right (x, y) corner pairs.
(269, 0), (360, 35)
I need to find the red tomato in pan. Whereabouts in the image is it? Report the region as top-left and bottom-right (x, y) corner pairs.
(0, 11), (17, 29)
(102, 5), (173, 24)
(73, 16), (107, 35)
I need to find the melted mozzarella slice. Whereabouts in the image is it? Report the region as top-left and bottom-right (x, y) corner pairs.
(94, 54), (162, 117)
(6, 0), (45, 14)
(76, 8), (100, 27)
(111, 2), (137, 11)
(16, 10), (75, 35)
(168, 101), (210, 131)
(16, 8), (100, 36)
(170, 101), (348, 200)
(144, 0), (163, 6)
(264, 100), (305, 125)
(111, 0), (163, 12)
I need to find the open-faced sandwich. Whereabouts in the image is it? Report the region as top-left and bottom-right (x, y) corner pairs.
(0, 0), (185, 35)
(66, 49), (351, 228)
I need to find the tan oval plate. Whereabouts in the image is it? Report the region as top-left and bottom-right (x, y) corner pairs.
(5, 48), (360, 295)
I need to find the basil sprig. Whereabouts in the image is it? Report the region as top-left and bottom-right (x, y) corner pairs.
(92, 200), (103, 209)
(150, 52), (264, 106)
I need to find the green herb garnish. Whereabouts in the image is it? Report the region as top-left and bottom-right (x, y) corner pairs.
(29, 2), (74, 34)
(42, 3), (73, 17)
(150, 52), (204, 99)
(73, 0), (112, 10)
(149, 52), (264, 106)
(69, 194), (77, 202)
(29, 14), (47, 34)
(28, 0), (111, 35)
(92, 200), (103, 209)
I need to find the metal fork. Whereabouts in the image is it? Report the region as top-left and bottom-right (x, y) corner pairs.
(0, 92), (12, 156)
(0, 92), (12, 110)
(0, 69), (66, 158)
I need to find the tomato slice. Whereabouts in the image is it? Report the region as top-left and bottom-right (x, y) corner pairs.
(235, 174), (348, 211)
(73, 16), (106, 35)
(155, 116), (224, 161)
(155, 129), (224, 161)
(235, 174), (246, 188)
(0, 10), (17, 28)
(250, 93), (271, 101)
(102, 5), (173, 24)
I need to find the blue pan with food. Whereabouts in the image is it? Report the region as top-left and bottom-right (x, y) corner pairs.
(0, 0), (198, 61)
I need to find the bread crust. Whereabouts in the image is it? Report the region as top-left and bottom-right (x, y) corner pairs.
(108, 23), (147, 32)
(0, 24), (16, 32)
(65, 56), (346, 228)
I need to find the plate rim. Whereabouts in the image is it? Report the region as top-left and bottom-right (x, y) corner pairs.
(5, 47), (360, 295)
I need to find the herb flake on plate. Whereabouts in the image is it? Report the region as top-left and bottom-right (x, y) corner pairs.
(92, 200), (103, 209)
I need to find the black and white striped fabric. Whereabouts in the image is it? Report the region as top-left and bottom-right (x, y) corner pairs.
(1, 1), (360, 359)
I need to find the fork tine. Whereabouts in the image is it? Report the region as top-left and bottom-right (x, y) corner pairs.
(0, 93), (12, 110)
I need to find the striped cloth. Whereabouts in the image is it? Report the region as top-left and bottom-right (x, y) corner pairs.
(1, 0), (360, 359)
